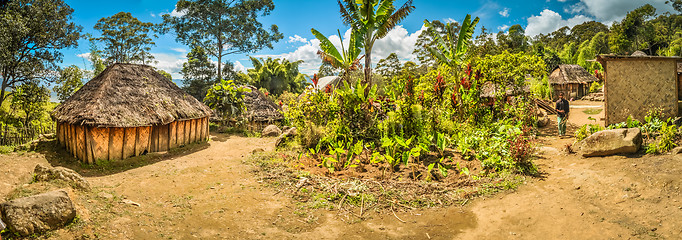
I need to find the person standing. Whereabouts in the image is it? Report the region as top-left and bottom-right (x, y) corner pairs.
(556, 92), (570, 137)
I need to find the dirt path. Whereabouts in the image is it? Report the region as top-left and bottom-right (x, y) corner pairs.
(1, 126), (680, 239)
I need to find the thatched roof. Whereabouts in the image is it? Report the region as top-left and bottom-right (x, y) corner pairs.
(548, 64), (598, 85)
(479, 81), (530, 98)
(52, 63), (212, 128)
(631, 51), (647, 56)
(243, 86), (283, 122)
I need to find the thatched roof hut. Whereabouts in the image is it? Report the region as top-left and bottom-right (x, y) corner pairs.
(243, 86), (283, 123)
(51, 63), (212, 163)
(548, 64), (598, 100)
(479, 81), (530, 99)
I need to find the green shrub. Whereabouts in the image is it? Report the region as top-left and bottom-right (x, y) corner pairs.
(0, 145), (14, 154)
(575, 124), (604, 141)
(589, 81), (602, 93)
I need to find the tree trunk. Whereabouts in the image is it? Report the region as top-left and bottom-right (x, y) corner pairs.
(217, 37), (223, 81)
(364, 46), (372, 86)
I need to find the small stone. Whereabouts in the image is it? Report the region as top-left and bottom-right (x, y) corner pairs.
(121, 199), (140, 207)
(33, 164), (91, 191)
(672, 146), (682, 155)
(261, 125), (282, 137)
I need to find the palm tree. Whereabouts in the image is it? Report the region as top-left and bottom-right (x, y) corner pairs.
(311, 28), (364, 84)
(338, 0), (415, 86)
(423, 14), (480, 67)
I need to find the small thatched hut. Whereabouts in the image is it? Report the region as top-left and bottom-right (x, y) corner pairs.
(51, 63), (212, 163)
(479, 81), (530, 99)
(243, 86), (283, 129)
(548, 64), (598, 100)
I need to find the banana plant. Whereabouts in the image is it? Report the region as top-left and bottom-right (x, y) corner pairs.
(338, 0), (415, 86)
(311, 28), (364, 84)
(423, 14), (480, 67)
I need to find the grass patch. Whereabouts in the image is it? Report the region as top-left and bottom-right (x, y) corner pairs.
(582, 108), (603, 115)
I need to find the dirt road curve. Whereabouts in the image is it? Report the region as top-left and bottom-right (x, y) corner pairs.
(0, 132), (680, 239)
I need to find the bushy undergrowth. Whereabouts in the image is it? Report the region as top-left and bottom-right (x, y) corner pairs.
(284, 52), (545, 177)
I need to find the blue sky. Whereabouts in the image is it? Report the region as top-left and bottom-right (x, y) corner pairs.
(60, 0), (674, 79)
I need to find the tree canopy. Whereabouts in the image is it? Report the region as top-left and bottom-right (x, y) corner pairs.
(54, 65), (84, 102)
(0, 0), (81, 106)
(162, 0), (283, 81)
(91, 12), (158, 65)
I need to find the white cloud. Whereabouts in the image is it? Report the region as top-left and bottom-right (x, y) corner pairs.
(444, 18), (457, 23)
(254, 25), (425, 75)
(150, 52), (187, 79)
(233, 60), (247, 73)
(473, 1), (501, 19)
(170, 7), (185, 17)
(150, 13), (156, 17)
(288, 35), (307, 44)
(498, 25), (510, 31)
(573, 0), (673, 23)
(77, 52), (91, 59)
(499, 8), (510, 17)
(171, 48), (188, 54)
(525, 9), (592, 36)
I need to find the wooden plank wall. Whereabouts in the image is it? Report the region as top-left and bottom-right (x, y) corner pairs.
(59, 117), (209, 163)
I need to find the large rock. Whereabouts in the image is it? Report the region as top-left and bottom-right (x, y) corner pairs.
(275, 127), (297, 148)
(575, 128), (642, 157)
(34, 164), (90, 191)
(262, 125), (282, 137)
(0, 190), (76, 236)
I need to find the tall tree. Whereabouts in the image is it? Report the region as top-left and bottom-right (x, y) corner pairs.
(0, 0), (81, 106)
(570, 21), (609, 44)
(317, 61), (337, 78)
(608, 4), (656, 54)
(376, 53), (402, 79)
(181, 46), (217, 101)
(162, 0), (283, 81)
(54, 65), (83, 102)
(91, 12), (157, 65)
(311, 28), (363, 83)
(497, 24), (529, 53)
(412, 20), (459, 67)
(338, 0), (415, 86)
(423, 14), (479, 67)
(247, 57), (307, 95)
(11, 82), (50, 127)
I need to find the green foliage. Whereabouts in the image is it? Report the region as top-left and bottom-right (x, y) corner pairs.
(311, 28), (363, 82)
(0, 0), (81, 106)
(575, 124), (604, 141)
(203, 79), (251, 122)
(91, 12), (157, 64)
(181, 46), (216, 101)
(530, 76), (553, 99)
(423, 14), (480, 67)
(646, 122), (679, 154)
(337, 0), (415, 84)
(589, 81), (602, 93)
(247, 57), (307, 95)
(376, 53), (402, 79)
(11, 83), (50, 127)
(54, 65), (84, 102)
(497, 24), (529, 53)
(162, 0), (283, 81)
(156, 69), (172, 81)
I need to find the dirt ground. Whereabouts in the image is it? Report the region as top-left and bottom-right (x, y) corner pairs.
(1, 102), (680, 239)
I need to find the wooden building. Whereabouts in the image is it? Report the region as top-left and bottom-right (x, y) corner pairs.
(596, 54), (681, 125)
(51, 63), (212, 163)
(548, 64), (598, 100)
